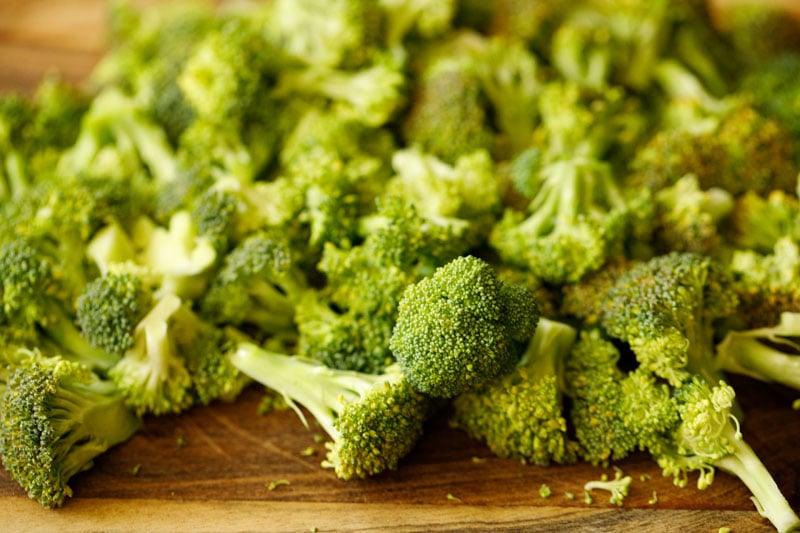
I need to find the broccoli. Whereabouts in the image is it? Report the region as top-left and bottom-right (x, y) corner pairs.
(600, 252), (739, 388)
(719, 2), (800, 66)
(739, 52), (800, 145)
(107, 293), (193, 416)
(389, 255), (539, 398)
(728, 190), (800, 255)
(76, 271), (153, 358)
(0, 353), (140, 508)
(230, 343), (435, 480)
(0, 238), (118, 371)
(489, 83), (637, 283)
(715, 312), (800, 393)
(654, 377), (800, 533)
(200, 230), (306, 338)
(451, 317), (579, 465)
(378, 0), (456, 61)
(583, 469), (633, 507)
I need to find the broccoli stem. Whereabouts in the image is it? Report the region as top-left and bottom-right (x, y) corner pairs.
(230, 343), (390, 439)
(716, 335), (800, 390)
(43, 311), (119, 371)
(520, 317), (577, 388)
(714, 427), (800, 533)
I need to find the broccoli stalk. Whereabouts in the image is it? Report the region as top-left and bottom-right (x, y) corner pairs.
(0, 354), (141, 508)
(451, 317), (579, 465)
(715, 312), (800, 391)
(230, 343), (434, 480)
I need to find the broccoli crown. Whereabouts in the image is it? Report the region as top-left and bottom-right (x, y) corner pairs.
(76, 272), (151, 357)
(0, 354), (140, 508)
(389, 255), (539, 398)
(600, 252), (739, 387)
(230, 343), (434, 480)
(451, 318), (579, 465)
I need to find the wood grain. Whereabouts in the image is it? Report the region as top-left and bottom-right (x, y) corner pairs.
(0, 1), (799, 531)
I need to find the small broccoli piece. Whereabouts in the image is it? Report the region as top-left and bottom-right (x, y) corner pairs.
(564, 329), (637, 466)
(58, 87), (177, 185)
(720, 2), (800, 66)
(728, 190), (800, 254)
(655, 377), (800, 533)
(0, 354), (140, 508)
(629, 60), (798, 196)
(729, 237), (800, 330)
(401, 33), (496, 164)
(390, 255), (539, 398)
(652, 174), (734, 256)
(584, 469), (633, 507)
(76, 272), (153, 358)
(451, 318), (579, 465)
(600, 252), (739, 388)
(385, 147), (503, 248)
(274, 57), (406, 128)
(489, 83), (635, 284)
(230, 343), (435, 480)
(739, 52), (800, 145)
(379, 0), (455, 60)
(189, 186), (242, 255)
(0, 238), (118, 371)
(715, 312), (800, 393)
(108, 293), (193, 416)
(200, 230), (306, 337)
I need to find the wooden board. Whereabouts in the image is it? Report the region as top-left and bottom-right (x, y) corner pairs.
(1, 1), (799, 531)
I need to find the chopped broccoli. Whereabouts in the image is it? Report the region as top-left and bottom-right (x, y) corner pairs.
(390, 255), (539, 398)
(0, 353), (140, 508)
(583, 469), (632, 507)
(451, 318), (579, 465)
(230, 343), (435, 480)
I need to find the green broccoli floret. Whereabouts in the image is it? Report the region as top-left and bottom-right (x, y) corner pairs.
(389, 255), (539, 398)
(378, 0), (455, 61)
(715, 312), (800, 393)
(0, 238), (118, 371)
(58, 87), (177, 186)
(401, 32), (496, 164)
(728, 190), (800, 254)
(230, 343), (435, 480)
(583, 469), (633, 507)
(76, 271), (153, 358)
(107, 293), (193, 416)
(563, 329), (637, 466)
(629, 60), (798, 196)
(451, 318), (579, 465)
(600, 252), (739, 388)
(489, 83), (635, 284)
(560, 256), (637, 327)
(0, 353), (141, 508)
(655, 377), (800, 533)
(652, 174), (734, 256)
(200, 230), (306, 337)
(739, 52), (800, 145)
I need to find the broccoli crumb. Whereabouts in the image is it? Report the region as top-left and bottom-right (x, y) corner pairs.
(565, 492), (575, 501)
(446, 493), (462, 503)
(648, 491), (658, 505)
(130, 464), (142, 476)
(299, 446), (316, 457)
(267, 479), (291, 491)
(176, 434), (187, 448)
(539, 484), (552, 499)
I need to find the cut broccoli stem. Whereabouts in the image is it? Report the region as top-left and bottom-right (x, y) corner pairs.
(715, 427), (800, 533)
(42, 310), (119, 371)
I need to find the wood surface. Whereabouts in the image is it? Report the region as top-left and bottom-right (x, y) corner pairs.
(0, 1), (799, 532)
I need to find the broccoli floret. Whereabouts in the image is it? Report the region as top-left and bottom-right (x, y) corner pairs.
(76, 271), (153, 358)
(108, 293), (193, 416)
(655, 377), (800, 533)
(401, 32), (496, 164)
(652, 174), (734, 256)
(230, 343), (435, 480)
(715, 312), (800, 393)
(583, 469), (633, 507)
(489, 83), (635, 284)
(378, 0), (456, 60)
(739, 52), (800, 145)
(0, 353), (140, 508)
(728, 190), (800, 254)
(0, 238), (118, 371)
(200, 230), (306, 337)
(600, 252), (739, 388)
(560, 257), (637, 326)
(451, 318), (579, 465)
(719, 2), (800, 66)
(389, 255), (539, 398)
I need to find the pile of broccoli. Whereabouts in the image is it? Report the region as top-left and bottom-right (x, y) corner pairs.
(1, 0), (799, 530)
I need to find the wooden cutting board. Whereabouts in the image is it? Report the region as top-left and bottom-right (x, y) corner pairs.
(0, 1), (798, 531)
